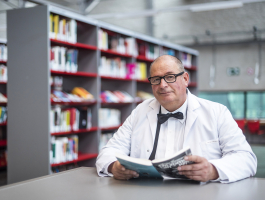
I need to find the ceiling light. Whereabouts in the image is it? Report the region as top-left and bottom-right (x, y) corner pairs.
(190, 1), (243, 12)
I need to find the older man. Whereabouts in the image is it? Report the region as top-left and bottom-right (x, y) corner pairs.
(96, 55), (257, 183)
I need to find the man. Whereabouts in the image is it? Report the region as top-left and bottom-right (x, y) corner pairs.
(96, 55), (257, 183)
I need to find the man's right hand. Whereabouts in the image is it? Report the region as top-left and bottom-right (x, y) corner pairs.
(108, 161), (139, 180)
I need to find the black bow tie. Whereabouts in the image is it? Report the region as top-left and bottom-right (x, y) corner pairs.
(157, 112), (184, 124)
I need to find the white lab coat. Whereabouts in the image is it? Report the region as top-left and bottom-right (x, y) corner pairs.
(96, 90), (257, 183)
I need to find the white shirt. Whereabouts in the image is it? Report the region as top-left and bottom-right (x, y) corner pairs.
(155, 99), (188, 159)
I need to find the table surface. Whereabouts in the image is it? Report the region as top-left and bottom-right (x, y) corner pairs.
(0, 167), (264, 200)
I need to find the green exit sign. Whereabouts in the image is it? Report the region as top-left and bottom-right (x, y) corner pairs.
(227, 67), (240, 76)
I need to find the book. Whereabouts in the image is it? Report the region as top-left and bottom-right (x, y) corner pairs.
(116, 147), (193, 179)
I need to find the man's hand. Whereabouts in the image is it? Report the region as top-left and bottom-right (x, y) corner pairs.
(108, 161), (139, 180)
(178, 155), (219, 182)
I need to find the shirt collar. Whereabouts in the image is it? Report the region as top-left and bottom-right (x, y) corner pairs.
(161, 98), (188, 124)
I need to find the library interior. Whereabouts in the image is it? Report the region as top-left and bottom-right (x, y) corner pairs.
(0, 0), (265, 198)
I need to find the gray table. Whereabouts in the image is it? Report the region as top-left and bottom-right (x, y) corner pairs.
(0, 167), (264, 200)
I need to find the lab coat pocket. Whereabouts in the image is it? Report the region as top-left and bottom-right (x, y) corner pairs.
(200, 139), (222, 160)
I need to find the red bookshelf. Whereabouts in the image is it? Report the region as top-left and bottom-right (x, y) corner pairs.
(184, 66), (197, 71)
(50, 153), (98, 167)
(0, 140), (7, 147)
(0, 102), (7, 106)
(136, 55), (154, 62)
(101, 125), (121, 131)
(101, 102), (133, 106)
(100, 49), (133, 58)
(51, 70), (97, 77)
(51, 100), (97, 106)
(100, 76), (133, 81)
(136, 79), (149, 83)
(188, 82), (197, 87)
(0, 122), (7, 126)
(51, 127), (98, 136)
(50, 39), (97, 50)
(0, 81), (7, 84)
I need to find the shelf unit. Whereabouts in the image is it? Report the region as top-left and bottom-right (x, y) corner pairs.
(0, 38), (7, 186)
(7, 5), (198, 184)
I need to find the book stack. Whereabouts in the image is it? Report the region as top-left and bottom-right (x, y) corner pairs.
(0, 107), (7, 124)
(99, 108), (120, 128)
(99, 56), (127, 78)
(0, 93), (7, 103)
(161, 48), (175, 56)
(181, 52), (192, 68)
(50, 76), (63, 87)
(136, 91), (154, 102)
(50, 107), (92, 133)
(98, 29), (138, 56)
(0, 65), (7, 82)
(50, 135), (78, 164)
(98, 29), (108, 50)
(51, 87), (94, 103)
(137, 42), (159, 60)
(99, 132), (114, 150)
(100, 90), (133, 103)
(0, 45), (7, 62)
(49, 14), (77, 43)
(50, 46), (78, 73)
(135, 62), (147, 80)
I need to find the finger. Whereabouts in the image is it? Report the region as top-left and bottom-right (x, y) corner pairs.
(184, 155), (204, 163)
(115, 161), (126, 171)
(178, 163), (204, 171)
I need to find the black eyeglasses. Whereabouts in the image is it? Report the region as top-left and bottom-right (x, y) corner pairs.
(148, 72), (184, 85)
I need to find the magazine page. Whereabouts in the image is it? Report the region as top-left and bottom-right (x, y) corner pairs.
(151, 148), (193, 179)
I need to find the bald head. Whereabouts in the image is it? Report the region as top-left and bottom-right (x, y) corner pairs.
(150, 55), (184, 75)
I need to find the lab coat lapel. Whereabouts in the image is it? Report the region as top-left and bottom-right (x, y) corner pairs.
(184, 90), (200, 143)
(147, 99), (160, 144)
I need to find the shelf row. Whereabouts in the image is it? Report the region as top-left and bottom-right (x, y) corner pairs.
(50, 38), (198, 69)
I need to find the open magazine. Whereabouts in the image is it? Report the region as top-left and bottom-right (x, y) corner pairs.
(116, 147), (194, 179)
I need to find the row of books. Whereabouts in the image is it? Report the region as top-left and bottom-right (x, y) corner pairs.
(50, 76), (63, 87)
(98, 29), (138, 56)
(99, 132), (114, 150)
(138, 42), (159, 60)
(99, 57), (148, 80)
(0, 107), (7, 124)
(0, 93), (7, 103)
(181, 53), (193, 68)
(99, 108), (120, 128)
(136, 91), (154, 101)
(50, 107), (92, 133)
(0, 151), (7, 167)
(50, 135), (79, 164)
(49, 14), (77, 43)
(99, 57), (127, 78)
(51, 87), (94, 103)
(161, 48), (175, 56)
(101, 90), (133, 103)
(50, 46), (78, 73)
(0, 65), (7, 82)
(0, 45), (7, 62)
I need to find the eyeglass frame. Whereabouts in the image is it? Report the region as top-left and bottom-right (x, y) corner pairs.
(148, 71), (185, 85)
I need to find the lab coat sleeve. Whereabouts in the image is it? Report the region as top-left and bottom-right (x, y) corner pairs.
(96, 108), (135, 176)
(209, 106), (257, 183)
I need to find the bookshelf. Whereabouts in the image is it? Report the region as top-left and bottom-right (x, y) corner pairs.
(0, 38), (7, 186)
(7, 5), (198, 184)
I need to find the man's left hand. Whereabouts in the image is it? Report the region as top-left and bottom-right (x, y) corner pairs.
(177, 155), (219, 182)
